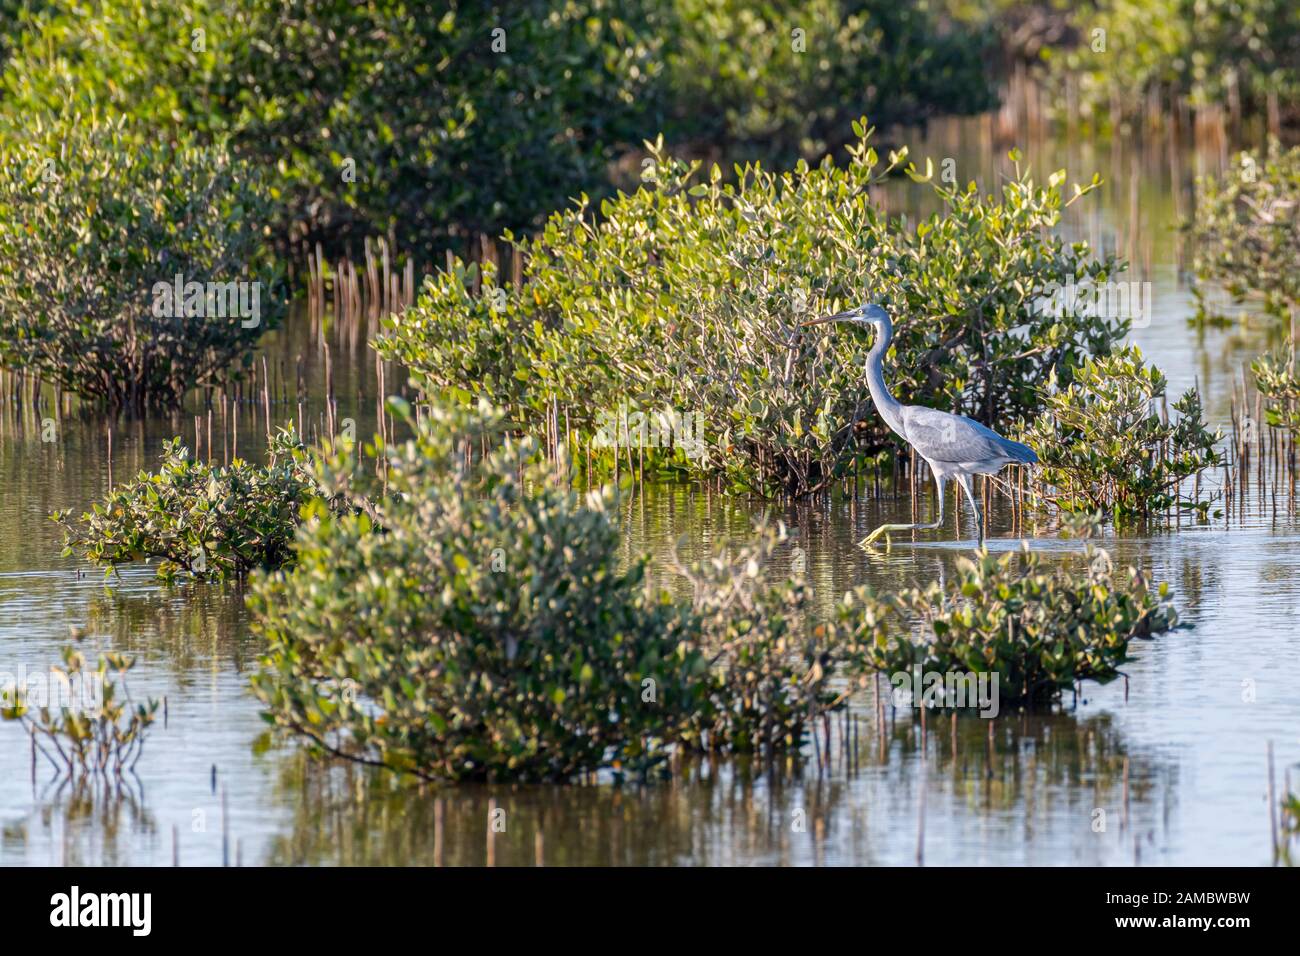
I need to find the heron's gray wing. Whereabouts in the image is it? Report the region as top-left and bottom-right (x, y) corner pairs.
(901, 405), (1028, 465)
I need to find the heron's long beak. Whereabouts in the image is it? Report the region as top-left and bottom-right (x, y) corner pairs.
(801, 310), (857, 327)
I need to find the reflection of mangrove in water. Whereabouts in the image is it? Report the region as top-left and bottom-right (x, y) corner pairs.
(260, 707), (1172, 866)
(80, 583), (256, 681)
(1170, 552), (1216, 617)
(1, 777), (157, 867)
(911, 711), (1174, 859)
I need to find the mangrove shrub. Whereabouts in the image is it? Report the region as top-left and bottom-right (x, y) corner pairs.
(248, 400), (877, 781)
(0, 115), (282, 407)
(56, 427), (319, 582)
(1190, 140), (1300, 324)
(241, 0), (661, 250)
(248, 401), (709, 782)
(1021, 346), (1222, 522)
(832, 541), (1179, 705)
(660, 0), (994, 165)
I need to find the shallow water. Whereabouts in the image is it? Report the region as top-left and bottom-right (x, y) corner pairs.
(1, 117), (1297, 866)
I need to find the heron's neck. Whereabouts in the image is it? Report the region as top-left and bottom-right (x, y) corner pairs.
(866, 323), (905, 435)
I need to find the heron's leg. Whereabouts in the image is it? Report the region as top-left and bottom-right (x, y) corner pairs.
(957, 474), (983, 546)
(859, 475), (946, 549)
(921, 473), (945, 530)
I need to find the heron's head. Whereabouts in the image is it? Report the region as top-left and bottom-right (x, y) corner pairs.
(802, 302), (890, 331)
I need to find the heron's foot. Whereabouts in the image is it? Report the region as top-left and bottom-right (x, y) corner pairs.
(858, 532), (891, 553)
(860, 524), (893, 547)
(859, 522), (923, 551)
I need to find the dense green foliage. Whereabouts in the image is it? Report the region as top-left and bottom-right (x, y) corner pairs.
(0, 0), (995, 251)
(246, 0), (662, 249)
(661, 0), (994, 164)
(1021, 346), (1223, 521)
(249, 401), (708, 782)
(0, 1), (42, 63)
(0, 1), (251, 138)
(1041, 0), (1300, 130)
(1, 0), (1223, 791)
(1190, 141), (1300, 323)
(0, 115), (282, 407)
(55, 427), (320, 582)
(832, 540), (1179, 705)
(0, 0), (654, 246)
(378, 130), (1123, 496)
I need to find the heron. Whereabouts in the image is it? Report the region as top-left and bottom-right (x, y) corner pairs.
(802, 303), (1038, 548)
